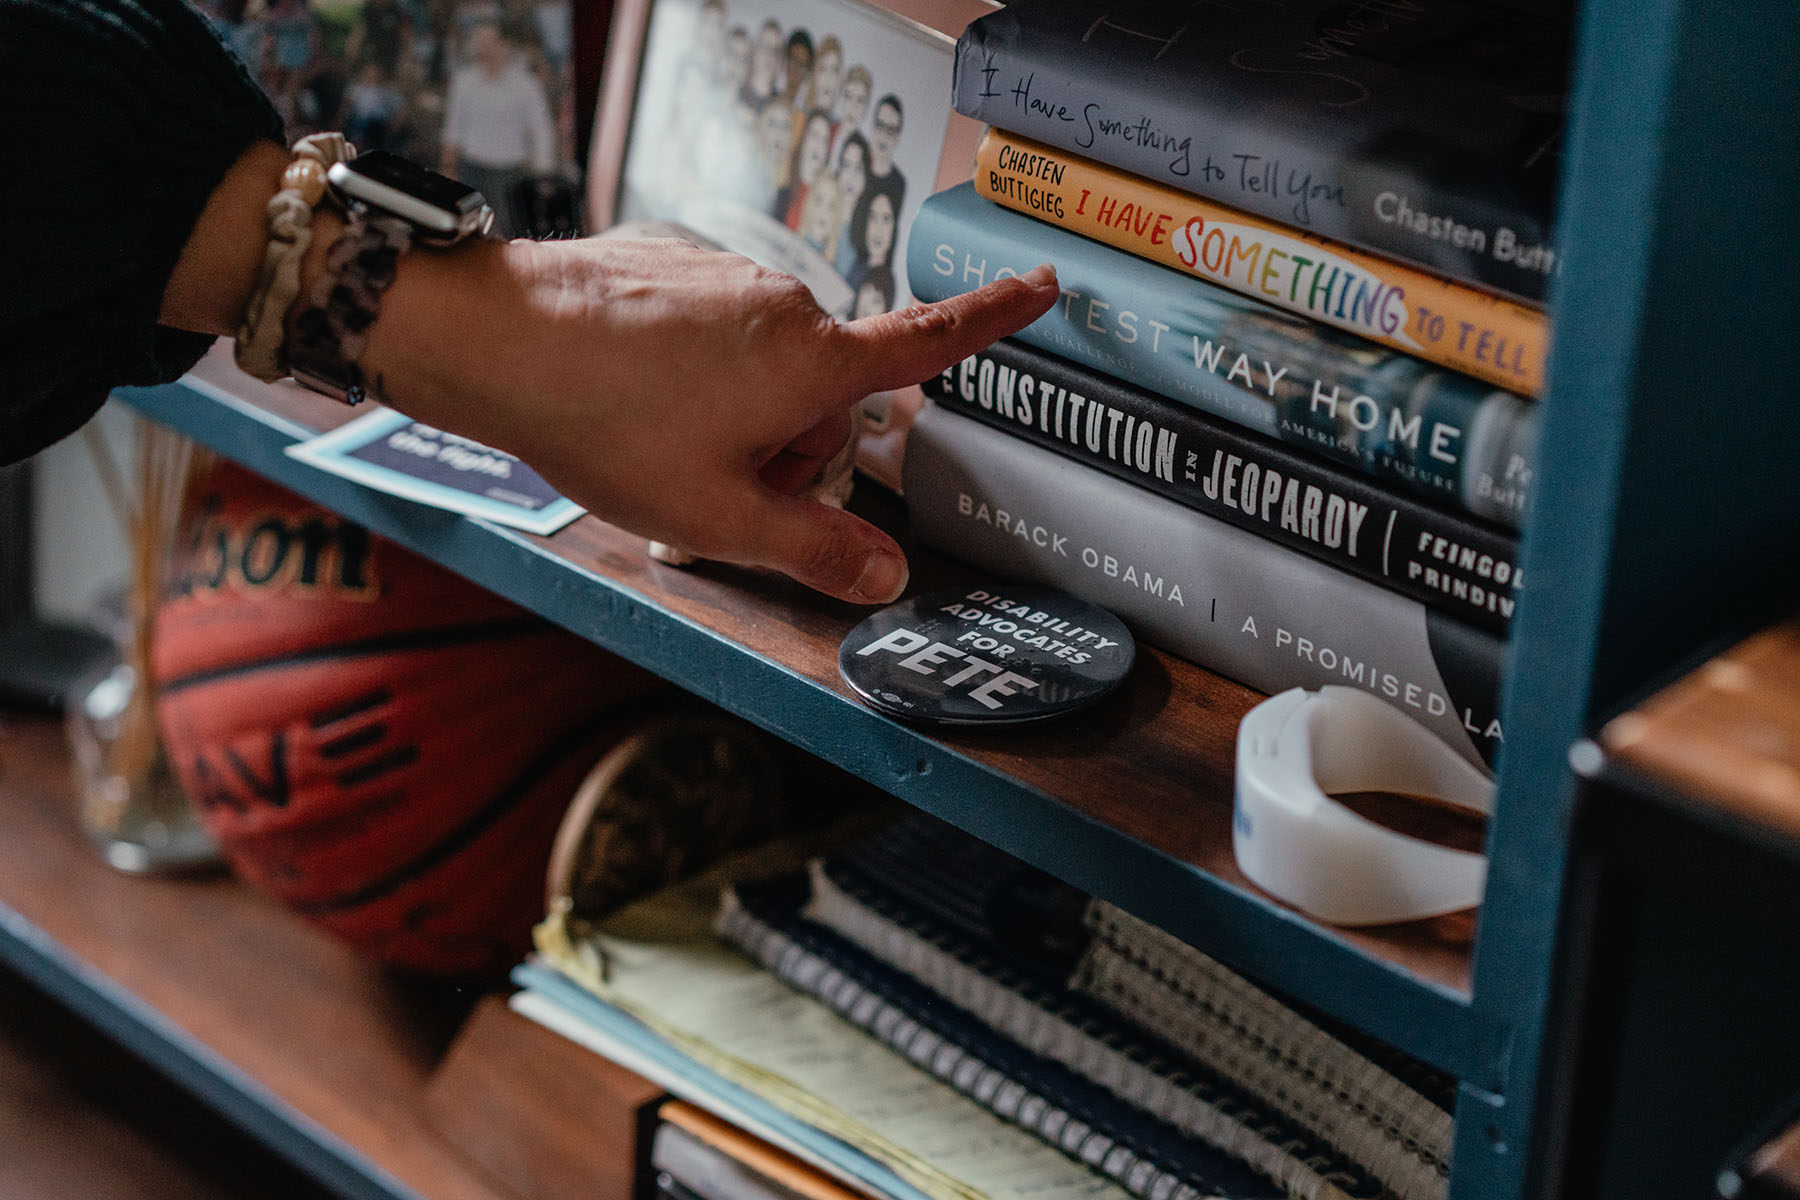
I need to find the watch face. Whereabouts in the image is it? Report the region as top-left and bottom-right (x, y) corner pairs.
(339, 150), (484, 214)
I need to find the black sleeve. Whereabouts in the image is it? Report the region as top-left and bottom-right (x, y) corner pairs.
(0, 0), (284, 464)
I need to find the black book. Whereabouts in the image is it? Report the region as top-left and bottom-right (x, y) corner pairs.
(952, 0), (1568, 303)
(923, 339), (1520, 634)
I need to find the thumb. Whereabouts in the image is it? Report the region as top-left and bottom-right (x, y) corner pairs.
(838, 263), (1060, 394)
(731, 488), (910, 605)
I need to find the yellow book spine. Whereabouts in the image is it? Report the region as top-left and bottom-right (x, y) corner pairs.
(974, 129), (1549, 398)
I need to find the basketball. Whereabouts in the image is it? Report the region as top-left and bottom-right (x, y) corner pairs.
(153, 460), (668, 975)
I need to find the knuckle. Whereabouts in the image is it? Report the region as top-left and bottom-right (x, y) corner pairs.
(746, 271), (827, 338)
(772, 274), (823, 315)
(744, 260), (803, 296)
(892, 301), (958, 339)
(799, 525), (863, 588)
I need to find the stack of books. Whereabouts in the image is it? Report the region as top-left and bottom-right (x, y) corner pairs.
(901, 0), (1569, 771)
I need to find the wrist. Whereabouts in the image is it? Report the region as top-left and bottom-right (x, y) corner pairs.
(239, 143), (497, 406)
(339, 229), (523, 439)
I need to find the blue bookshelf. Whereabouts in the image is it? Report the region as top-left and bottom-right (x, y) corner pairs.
(15, 1), (1790, 1197)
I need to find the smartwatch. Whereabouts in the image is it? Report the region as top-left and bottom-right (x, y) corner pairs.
(325, 150), (495, 245)
(285, 151), (496, 405)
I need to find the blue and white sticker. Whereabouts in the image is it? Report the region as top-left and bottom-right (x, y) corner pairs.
(286, 407), (584, 536)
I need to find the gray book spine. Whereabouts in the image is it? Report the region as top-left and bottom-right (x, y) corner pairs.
(903, 403), (1504, 769)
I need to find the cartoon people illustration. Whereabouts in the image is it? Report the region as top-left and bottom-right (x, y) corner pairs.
(865, 92), (906, 221)
(743, 18), (782, 106)
(779, 28), (813, 106)
(693, 0), (728, 86)
(807, 35), (844, 127)
(831, 62), (871, 158)
(853, 263), (895, 318)
(798, 172), (841, 258)
(719, 23), (751, 102)
(778, 107), (833, 227)
(616, 3), (921, 320)
(847, 187), (896, 290)
(832, 131), (870, 279)
(751, 96), (797, 213)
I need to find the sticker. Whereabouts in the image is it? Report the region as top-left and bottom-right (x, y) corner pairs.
(285, 407), (584, 535)
(839, 586), (1135, 726)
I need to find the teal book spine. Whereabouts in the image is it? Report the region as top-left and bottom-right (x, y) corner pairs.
(906, 184), (1537, 528)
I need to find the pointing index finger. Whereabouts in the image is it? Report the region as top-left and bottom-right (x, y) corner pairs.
(838, 263), (1059, 395)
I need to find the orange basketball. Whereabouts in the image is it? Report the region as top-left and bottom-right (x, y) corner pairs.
(153, 460), (667, 975)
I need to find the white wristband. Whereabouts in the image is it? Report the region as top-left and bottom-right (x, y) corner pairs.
(1233, 686), (1495, 926)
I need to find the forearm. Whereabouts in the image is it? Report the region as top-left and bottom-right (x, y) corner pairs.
(159, 138), (293, 338)
(354, 231), (527, 447)
(0, 0), (283, 462)
(150, 139), (1058, 604)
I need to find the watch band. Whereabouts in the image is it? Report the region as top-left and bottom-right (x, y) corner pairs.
(283, 204), (412, 406)
(234, 133), (357, 385)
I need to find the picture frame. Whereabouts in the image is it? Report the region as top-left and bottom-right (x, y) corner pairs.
(586, 0), (996, 318)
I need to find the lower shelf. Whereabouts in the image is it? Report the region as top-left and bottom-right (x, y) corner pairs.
(112, 345), (1504, 1087)
(0, 715), (510, 1200)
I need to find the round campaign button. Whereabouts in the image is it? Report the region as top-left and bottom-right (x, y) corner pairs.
(838, 585), (1136, 726)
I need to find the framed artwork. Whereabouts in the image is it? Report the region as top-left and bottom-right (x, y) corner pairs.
(586, 0), (996, 320)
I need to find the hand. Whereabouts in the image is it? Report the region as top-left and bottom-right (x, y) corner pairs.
(361, 234), (1059, 603)
(159, 141), (1058, 604)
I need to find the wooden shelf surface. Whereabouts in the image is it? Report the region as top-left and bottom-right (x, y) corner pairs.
(1598, 617), (1800, 849)
(0, 715), (516, 1200)
(114, 348), (1506, 1087)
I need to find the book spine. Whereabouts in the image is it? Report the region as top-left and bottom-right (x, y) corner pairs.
(974, 130), (1548, 397)
(906, 183), (1537, 529)
(715, 893), (1265, 1200)
(901, 403), (1505, 769)
(950, 11), (1557, 305)
(922, 341), (1520, 635)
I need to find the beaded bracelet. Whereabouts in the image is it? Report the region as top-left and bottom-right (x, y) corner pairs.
(234, 133), (356, 383)
(282, 206), (413, 406)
